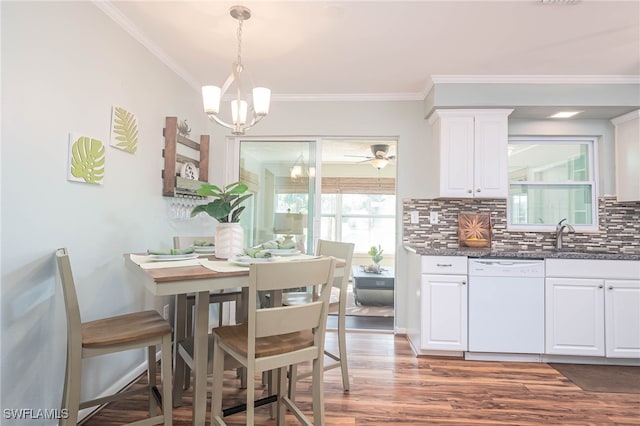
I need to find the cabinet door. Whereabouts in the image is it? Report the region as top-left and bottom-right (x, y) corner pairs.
(421, 274), (467, 351)
(612, 110), (640, 202)
(473, 113), (509, 198)
(605, 280), (640, 358)
(545, 278), (605, 356)
(439, 116), (475, 198)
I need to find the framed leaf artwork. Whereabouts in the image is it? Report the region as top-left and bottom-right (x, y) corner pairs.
(458, 213), (491, 248)
(110, 106), (138, 153)
(67, 133), (105, 185)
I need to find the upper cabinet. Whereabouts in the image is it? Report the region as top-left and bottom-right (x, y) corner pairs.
(611, 110), (640, 202)
(428, 109), (513, 198)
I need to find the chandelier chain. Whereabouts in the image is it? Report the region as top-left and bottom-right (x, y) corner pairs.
(236, 19), (243, 66)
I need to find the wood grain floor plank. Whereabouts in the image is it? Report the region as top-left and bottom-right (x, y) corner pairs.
(81, 332), (640, 425)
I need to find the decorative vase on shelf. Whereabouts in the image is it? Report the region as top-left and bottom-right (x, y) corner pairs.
(215, 223), (244, 259)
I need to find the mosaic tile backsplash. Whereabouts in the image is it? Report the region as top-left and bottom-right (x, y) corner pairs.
(403, 196), (640, 255)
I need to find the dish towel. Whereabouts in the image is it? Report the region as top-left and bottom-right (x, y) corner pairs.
(129, 254), (202, 269)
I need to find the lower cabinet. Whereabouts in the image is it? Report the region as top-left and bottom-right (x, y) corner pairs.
(605, 280), (640, 358)
(546, 278), (605, 356)
(546, 277), (640, 358)
(420, 255), (468, 352)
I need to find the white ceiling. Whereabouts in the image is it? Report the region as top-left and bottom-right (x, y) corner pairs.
(102, 0), (640, 102)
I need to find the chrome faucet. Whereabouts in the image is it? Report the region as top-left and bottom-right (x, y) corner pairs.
(555, 218), (575, 250)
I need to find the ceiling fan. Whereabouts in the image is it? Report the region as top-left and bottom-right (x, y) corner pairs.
(346, 144), (396, 170)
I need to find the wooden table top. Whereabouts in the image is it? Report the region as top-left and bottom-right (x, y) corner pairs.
(125, 254), (345, 284)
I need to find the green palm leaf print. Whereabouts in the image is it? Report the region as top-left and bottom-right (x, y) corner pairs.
(71, 136), (105, 184)
(112, 106), (138, 153)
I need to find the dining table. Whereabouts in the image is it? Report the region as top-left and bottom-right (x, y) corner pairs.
(124, 252), (344, 426)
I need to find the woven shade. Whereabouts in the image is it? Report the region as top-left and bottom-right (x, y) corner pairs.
(276, 177), (395, 195)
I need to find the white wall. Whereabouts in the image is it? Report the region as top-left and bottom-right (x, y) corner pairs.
(1, 2), (216, 422)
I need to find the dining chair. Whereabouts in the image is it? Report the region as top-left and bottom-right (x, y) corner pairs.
(284, 239), (355, 398)
(210, 256), (335, 425)
(56, 248), (172, 426)
(172, 236), (244, 406)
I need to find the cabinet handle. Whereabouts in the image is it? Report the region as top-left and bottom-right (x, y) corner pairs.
(598, 285), (604, 289)
(467, 189), (472, 193)
(436, 263), (452, 267)
(461, 280), (467, 285)
(476, 188), (481, 192)
(608, 286), (613, 290)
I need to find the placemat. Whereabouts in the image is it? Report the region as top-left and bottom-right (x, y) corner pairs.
(129, 254), (203, 269)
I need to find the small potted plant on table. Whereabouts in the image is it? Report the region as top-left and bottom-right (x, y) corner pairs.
(191, 181), (252, 259)
(364, 245), (384, 273)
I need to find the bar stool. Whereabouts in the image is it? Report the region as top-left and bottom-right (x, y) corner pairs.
(56, 247), (172, 426)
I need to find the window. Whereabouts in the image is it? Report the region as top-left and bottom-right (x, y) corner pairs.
(320, 193), (396, 254)
(507, 137), (597, 230)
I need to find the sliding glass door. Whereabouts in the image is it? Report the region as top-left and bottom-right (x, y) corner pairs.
(233, 139), (319, 253)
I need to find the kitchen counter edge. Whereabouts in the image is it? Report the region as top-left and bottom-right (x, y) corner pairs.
(404, 246), (640, 261)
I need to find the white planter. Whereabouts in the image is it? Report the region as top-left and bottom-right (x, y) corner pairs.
(214, 223), (244, 259)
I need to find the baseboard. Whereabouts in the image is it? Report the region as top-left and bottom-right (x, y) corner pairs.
(78, 350), (161, 423)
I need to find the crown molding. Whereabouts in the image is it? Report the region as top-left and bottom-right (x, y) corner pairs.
(430, 75), (640, 85)
(93, 1), (201, 91)
(271, 93), (426, 102)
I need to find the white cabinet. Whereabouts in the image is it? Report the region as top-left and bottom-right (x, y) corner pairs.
(545, 278), (605, 356)
(428, 109), (513, 198)
(545, 259), (640, 358)
(420, 256), (468, 352)
(611, 110), (640, 202)
(605, 280), (640, 358)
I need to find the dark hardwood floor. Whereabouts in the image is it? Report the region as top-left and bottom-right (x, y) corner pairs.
(82, 332), (640, 425)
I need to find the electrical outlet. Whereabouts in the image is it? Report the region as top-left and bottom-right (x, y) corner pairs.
(410, 211), (419, 224)
(429, 211), (439, 224)
(162, 304), (170, 320)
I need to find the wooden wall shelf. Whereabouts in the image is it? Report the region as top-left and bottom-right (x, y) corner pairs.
(162, 116), (209, 197)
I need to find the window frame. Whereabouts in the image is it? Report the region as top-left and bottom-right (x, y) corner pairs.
(507, 136), (599, 232)
(320, 193), (396, 254)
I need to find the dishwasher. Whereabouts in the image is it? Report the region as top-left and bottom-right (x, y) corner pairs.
(468, 258), (545, 354)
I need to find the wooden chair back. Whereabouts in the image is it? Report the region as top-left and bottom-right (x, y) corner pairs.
(316, 239), (354, 290)
(250, 257), (335, 345)
(56, 248), (82, 353)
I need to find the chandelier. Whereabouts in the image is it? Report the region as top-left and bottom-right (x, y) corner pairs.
(201, 5), (271, 135)
(290, 153), (315, 180)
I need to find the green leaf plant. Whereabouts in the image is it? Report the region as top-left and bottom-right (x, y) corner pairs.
(368, 245), (384, 264)
(190, 181), (253, 223)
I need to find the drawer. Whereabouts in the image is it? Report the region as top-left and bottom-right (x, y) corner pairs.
(353, 275), (394, 290)
(422, 256), (468, 275)
(546, 259), (640, 279)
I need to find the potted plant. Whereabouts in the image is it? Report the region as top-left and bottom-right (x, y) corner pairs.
(365, 245), (384, 273)
(191, 181), (253, 258)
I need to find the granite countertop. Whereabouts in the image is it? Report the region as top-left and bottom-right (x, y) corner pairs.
(405, 246), (640, 261)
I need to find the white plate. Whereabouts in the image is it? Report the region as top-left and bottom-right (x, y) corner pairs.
(266, 249), (301, 256)
(193, 246), (216, 254)
(180, 162), (199, 180)
(148, 253), (199, 261)
(229, 255), (278, 266)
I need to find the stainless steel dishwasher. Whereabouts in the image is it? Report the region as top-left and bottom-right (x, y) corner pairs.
(468, 258), (545, 354)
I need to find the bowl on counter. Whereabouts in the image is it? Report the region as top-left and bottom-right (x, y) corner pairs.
(462, 238), (490, 248)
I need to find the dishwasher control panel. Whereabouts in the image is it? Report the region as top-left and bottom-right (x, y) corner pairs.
(468, 259), (545, 277)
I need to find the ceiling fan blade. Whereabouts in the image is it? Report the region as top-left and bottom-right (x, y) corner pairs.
(345, 154), (374, 159)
